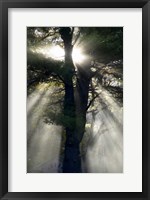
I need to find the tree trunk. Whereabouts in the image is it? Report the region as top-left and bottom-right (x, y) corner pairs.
(75, 67), (91, 143)
(60, 28), (82, 173)
(63, 78), (81, 173)
(63, 134), (81, 173)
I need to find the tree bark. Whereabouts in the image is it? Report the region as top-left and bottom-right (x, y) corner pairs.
(75, 67), (91, 143)
(60, 28), (81, 173)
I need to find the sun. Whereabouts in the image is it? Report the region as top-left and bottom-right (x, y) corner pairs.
(48, 46), (65, 60)
(36, 45), (86, 64)
(72, 48), (86, 64)
(48, 46), (86, 63)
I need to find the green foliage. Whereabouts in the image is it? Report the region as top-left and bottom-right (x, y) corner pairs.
(80, 27), (123, 62)
(45, 111), (87, 131)
(27, 27), (61, 48)
(27, 26), (123, 129)
(44, 112), (75, 129)
(27, 49), (65, 88)
(27, 49), (63, 70)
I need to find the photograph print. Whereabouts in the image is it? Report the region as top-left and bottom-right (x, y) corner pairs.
(27, 27), (123, 173)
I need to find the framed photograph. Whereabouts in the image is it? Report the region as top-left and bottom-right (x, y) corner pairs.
(0, 0), (149, 199)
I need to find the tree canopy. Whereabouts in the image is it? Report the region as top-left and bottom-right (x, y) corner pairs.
(27, 27), (123, 173)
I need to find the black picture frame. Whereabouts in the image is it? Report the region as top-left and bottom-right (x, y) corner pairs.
(0, 0), (149, 199)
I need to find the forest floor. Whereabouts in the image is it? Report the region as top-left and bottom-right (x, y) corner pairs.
(27, 83), (123, 173)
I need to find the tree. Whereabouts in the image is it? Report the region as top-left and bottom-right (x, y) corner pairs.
(27, 27), (123, 173)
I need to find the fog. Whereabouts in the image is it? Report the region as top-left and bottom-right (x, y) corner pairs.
(82, 84), (123, 173)
(27, 83), (63, 173)
(27, 83), (123, 173)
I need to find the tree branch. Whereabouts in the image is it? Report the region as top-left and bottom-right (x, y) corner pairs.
(72, 31), (80, 46)
(71, 27), (74, 36)
(57, 75), (65, 83)
(86, 93), (99, 111)
(38, 32), (56, 42)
